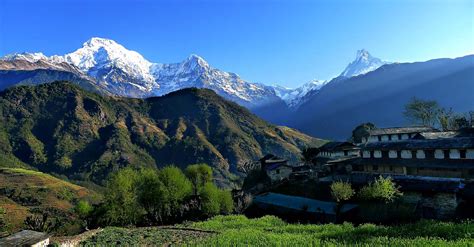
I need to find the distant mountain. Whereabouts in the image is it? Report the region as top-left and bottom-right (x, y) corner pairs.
(0, 37), (280, 107)
(0, 82), (324, 185)
(339, 49), (389, 78)
(289, 55), (474, 140)
(272, 80), (328, 109)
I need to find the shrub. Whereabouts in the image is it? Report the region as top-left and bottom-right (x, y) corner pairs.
(359, 176), (402, 203)
(330, 181), (354, 203)
(185, 163), (212, 196)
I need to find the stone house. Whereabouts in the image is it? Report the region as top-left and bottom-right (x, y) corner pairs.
(260, 154), (293, 183)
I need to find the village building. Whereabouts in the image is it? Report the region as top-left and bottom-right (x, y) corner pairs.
(0, 230), (50, 247)
(361, 126), (438, 144)
(260, 154), (293, 183)
(252, 192), (358, 223)
(315, 142), (360, 175)
(354, 136), (474, 179)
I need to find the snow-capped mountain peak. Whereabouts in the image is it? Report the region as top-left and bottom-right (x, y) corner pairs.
(2, 52), (48, 63)
(340, 49), (388, 78)
(273, 79), (328, 108)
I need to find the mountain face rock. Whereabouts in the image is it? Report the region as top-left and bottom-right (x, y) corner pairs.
(339, 49), (389, 78)
(1, 38), (279, 107)
(0, 82), (324, 184)
(289, 55), (474, 140)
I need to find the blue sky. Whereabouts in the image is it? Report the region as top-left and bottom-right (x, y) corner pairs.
(0, 0), (472, 88)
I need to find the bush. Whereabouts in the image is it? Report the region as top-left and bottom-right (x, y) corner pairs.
(185, 164), (212, 196)
(359, 176), (402, 203)
(330, 181), (354, 203)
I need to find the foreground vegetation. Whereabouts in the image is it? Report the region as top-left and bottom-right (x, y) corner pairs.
(81, 215), (474, 246)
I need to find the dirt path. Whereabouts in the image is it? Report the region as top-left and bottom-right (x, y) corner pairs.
(51, 228), (103, 247)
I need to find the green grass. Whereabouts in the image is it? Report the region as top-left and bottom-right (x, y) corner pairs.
(81, 215), (474, 246)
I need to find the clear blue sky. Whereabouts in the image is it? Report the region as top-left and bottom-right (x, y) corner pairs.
(0, 0), (472, 88)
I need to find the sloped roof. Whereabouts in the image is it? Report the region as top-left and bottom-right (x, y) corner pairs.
(362, 137), (474, 150)
(413, 128), (474, 140)
(319, 142), (359, 152)
(0, 230), (49, 246)
(253, 192), (357, 215)
(369, 126), (437, 136)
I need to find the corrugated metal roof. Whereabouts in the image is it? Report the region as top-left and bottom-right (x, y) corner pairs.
(319, 142), (359, 152)
(369, 126), (437, 136)
(253, 192), (357, 215)
(0, 230), (49, 246)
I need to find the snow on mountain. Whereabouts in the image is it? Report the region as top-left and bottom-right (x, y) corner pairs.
(272, 79), (328, 108)
(1, 38), (276, 105)
(339, 49), (388, 78)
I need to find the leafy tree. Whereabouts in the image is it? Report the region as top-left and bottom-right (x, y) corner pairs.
(219, 190), (234, 214)
(136, 168), (167, 224)
(101, 168), (142, 226)
(158, 166), (192, 220)
(185, 164), (213, 196)
(24, 213), (60, 233)
(330, 181), (354, 223)
(359, 176), (402, 203)
(0, 207), (6, 232)
(351, 123), (376, 143)
(403, 97), (441, 127)
(75, 200), (93, 230)
(200, 183), (222, 216)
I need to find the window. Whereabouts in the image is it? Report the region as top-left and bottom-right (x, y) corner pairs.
(388, 135), (392, 141)
(389, 166), (393, 171)
(460, 150), (467, 159)
(377, 136), (382, 141)
(344, 150), (348, 156)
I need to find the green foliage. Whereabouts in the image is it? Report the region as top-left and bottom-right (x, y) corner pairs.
(330, 181), (354, 203)
(359, 176), (403, 203)
(158, 166), (192, 217)
(135, 168), (166, 224)
(403, 97), (441, 127)
(219, 190), (234, 214)
(201, 183), (222, 216)
(0, 82), (321, 186)
(101, 168), (142, 226)
(185, 163), (213, 196)
(187, 215), (474, 246)
(75, 200), (93, 219)
(0, 207), (6, 232)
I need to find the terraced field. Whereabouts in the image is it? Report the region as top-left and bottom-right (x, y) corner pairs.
(79, 215), (474, 246)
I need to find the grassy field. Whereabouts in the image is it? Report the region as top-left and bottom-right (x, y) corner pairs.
(80, 215), (474, 246)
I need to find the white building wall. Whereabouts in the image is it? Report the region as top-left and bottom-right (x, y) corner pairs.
(381, 135), (389, 141)
(435, 149), (445, 159)
(389, 150), (398, 158)
(391, 135), (399, 141)
(416, 150), (426, 159)
(401, 134), (409, 140)
(467, 149), (474, 159)
(449, 149), (460, 159)
(401, 150), (412, 159)
(374, 150), (382, 158)
(363, 151), (371, 158)
(369, 136), (379, 143)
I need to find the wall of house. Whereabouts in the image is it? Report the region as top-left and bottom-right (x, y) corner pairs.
(401, 192), (458, 220)
(467, 149), (474, 159)
(411, 168), (464, 178)
(267, 167), (293, 182)
(32, 238), (50, 247)
(362, 164), (406, 175)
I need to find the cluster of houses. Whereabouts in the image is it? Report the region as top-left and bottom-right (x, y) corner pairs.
(255, 125), (474, 220)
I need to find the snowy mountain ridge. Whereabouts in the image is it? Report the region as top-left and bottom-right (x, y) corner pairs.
(1, 38), (388, 109)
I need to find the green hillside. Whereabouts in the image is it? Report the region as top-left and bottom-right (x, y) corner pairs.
(0, 167), (99, 235)
(0, 82), (324, 184)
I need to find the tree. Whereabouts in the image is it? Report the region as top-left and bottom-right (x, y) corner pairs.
(136, 168), (167, 224)
(158, 166), (192, 220)
(359, 176), (402, 203)
(219, 190), (234, 214)
(185, 164), (213, 196)
(200, 183), (221, 216)
(101, 168), (142, 226)
(351, 123), (376, 143)
(75, 200), (93, 230)
(330, 181), (354, 222)
(403, 97), (441, 127)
